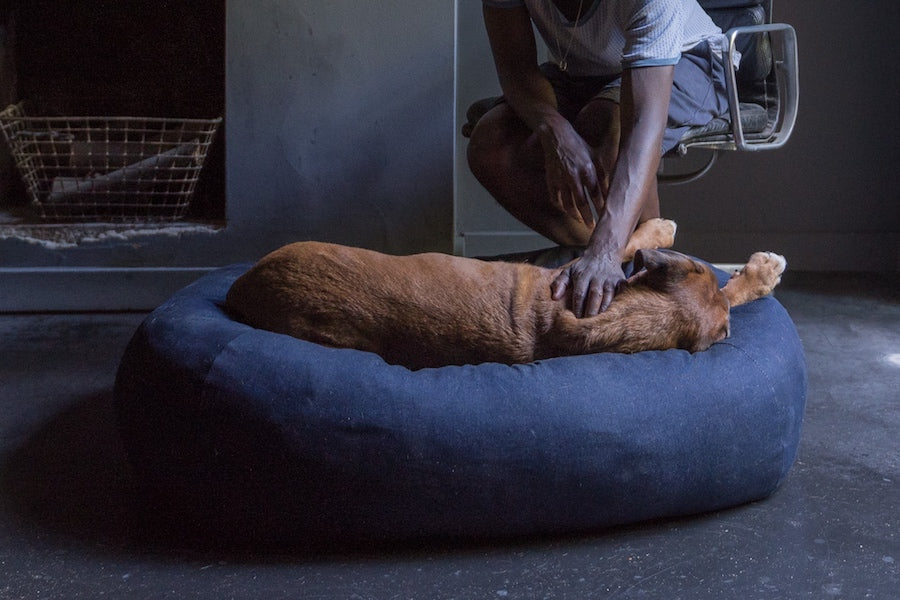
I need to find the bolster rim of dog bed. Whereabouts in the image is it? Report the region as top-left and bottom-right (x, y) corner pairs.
(114, 261), (807, 546)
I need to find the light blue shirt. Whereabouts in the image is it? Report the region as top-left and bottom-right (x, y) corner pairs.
(483, 0), (727, 77)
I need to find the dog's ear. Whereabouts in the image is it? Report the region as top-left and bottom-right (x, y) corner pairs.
(633, 248), (674, 274)
(628, 249), (699, 292)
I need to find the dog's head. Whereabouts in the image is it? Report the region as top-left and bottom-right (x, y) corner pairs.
(625, 248), (731, 352)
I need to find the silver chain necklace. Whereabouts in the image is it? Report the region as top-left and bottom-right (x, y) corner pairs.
(551, 0), (586, 72)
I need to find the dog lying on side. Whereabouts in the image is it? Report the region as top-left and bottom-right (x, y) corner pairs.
(225, 218), (786, 370)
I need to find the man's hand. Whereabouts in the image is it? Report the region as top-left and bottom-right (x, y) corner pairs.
(550, 253), (625, 317)
(538, 118), (603, 228)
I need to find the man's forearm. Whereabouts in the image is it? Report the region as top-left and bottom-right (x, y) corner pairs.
(587, 65), (673, 261)
(484, 5), (564, 138)
(588, 120), (661, 257)
(587, 158), (655, 263)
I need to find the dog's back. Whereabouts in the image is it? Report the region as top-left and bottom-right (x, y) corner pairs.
(226, 242), (559, 369)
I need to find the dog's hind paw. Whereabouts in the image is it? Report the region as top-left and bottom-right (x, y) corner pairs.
(657, 219), (677, 248)
(644, 218), (677, 249)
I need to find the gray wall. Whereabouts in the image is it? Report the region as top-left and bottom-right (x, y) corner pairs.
(226, 0), (455, 257)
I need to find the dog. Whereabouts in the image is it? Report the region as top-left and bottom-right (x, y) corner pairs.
(225, 218), (786, 370)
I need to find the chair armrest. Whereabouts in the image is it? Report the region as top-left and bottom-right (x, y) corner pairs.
(724, 23), (799, 151)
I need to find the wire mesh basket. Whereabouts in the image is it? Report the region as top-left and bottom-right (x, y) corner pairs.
(0, 103), (221, 221)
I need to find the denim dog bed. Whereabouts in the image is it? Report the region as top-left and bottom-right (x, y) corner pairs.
(115, 261), (807, 546)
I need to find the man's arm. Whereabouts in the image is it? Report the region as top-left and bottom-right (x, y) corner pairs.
(551, 64), (675, 317)
(482, 5), (600, 226)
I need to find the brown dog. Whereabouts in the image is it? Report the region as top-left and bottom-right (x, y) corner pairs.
(225, 218), (786, 370)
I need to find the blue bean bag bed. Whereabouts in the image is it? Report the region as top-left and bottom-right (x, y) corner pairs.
(115, 259), (806, 546)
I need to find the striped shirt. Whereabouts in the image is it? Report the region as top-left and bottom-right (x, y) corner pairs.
(483, 0), (728, 77)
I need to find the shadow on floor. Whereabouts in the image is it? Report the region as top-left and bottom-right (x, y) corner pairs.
(1, 391), (153, 549)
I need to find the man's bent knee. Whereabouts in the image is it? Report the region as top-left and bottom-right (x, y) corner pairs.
(467, 105), (542, 185)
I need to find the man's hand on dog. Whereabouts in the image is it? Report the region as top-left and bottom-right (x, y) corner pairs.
(551, 254), (626, 318)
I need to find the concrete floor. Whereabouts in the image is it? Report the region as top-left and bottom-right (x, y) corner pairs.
(0, 272), (898, 599)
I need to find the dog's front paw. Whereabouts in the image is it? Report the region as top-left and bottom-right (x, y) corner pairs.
(723, 252), (786, 307)
(734, 252), (787, 293)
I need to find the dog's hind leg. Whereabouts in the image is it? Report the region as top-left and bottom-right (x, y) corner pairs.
(721, 252), (787, 307)
(621, 218), (677, 262)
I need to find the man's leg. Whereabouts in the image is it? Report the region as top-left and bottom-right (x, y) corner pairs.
(466, 102), (594, 248)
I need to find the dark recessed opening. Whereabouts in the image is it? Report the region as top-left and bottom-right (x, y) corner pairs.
(0, 1), (225, 224)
